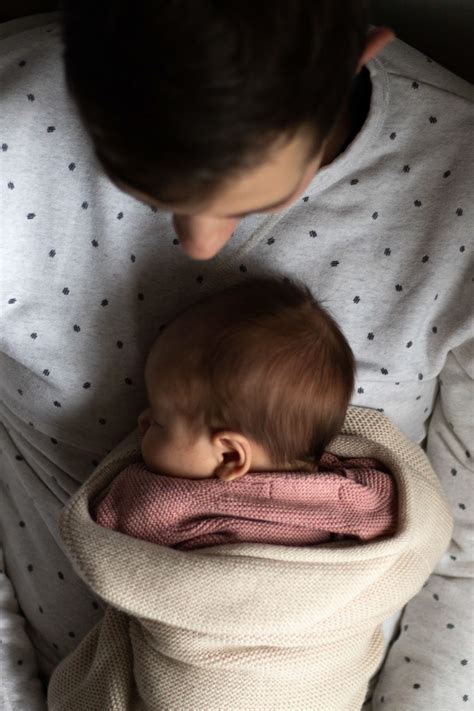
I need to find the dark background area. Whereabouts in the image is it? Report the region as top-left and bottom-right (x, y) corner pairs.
(370, 0), (474, 83)
(1, 1), (473, 83)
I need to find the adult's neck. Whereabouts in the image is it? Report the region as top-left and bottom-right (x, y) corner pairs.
(319, 66), (372, 168)
(319, 108), (352, 168)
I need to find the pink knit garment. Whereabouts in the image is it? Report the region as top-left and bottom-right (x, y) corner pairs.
(91, 453), (397, 550)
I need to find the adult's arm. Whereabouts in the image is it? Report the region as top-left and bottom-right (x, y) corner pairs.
(371, 340), (474, 709)
(0, 547), (47, 711)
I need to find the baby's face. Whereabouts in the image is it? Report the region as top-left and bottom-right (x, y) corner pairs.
(138, 331), (219, 478)
(138, 389), (218, 480)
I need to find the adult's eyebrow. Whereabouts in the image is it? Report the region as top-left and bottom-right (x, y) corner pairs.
(115, 175), (298, 219)
(224, 189), (298, 219)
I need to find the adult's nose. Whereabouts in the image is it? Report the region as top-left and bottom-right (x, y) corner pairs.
(172, 214), (239, 260)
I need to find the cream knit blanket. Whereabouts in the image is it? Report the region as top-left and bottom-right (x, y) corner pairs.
(47, 407), (453, 711)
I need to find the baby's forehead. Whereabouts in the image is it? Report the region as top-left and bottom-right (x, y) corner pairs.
(149, 299), (222, 360)
(144, 354), (179, 413)
(145, 335), (177, 385)
(145, 317), (203, 389)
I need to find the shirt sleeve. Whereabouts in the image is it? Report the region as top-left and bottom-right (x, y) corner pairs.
(369, 339), (474, 710)
(0, 546), (48, 711)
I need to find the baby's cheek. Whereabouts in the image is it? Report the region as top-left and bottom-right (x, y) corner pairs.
(140, 430), (161, 470)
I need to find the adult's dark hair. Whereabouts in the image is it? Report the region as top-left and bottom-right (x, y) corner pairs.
(62, 1), (369, 203)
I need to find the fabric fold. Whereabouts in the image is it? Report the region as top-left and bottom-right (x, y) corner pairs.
(48, 407), (453, 711)
(91, 453), (397, 549)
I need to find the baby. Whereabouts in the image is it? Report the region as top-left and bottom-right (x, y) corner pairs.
(138, 275), (355, 479)
(49, 277), (452, 711)
(92, 276), (396, 548)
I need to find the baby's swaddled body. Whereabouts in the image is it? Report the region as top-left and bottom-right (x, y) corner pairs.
(48, 409), (453, 711)
(92, 453), (397, 550)
(47, 280), (453, 710)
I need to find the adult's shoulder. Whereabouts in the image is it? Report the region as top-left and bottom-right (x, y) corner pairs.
(0, 11), (60, 42)
(0, 12), (63, 100)
(376, 37), (474, 103)
(368, 36), (473, 185)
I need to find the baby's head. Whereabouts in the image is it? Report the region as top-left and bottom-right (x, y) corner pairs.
(139, 277), (355, 481)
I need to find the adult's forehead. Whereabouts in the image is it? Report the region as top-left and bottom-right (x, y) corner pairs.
(112, 126), (318, 219)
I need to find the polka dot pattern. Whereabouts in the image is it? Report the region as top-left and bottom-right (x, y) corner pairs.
(0, 21), (472, 707)
(371, 577), (473, 709)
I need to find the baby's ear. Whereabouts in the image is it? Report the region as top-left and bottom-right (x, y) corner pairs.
(212, 432), (252, 482)
(215, 460), (247, 482)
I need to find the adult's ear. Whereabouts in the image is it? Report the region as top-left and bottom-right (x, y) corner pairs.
(356, 26), (395, 72)
(212, 431), (252, 482)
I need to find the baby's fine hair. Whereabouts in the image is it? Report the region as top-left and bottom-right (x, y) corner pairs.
(157, 276), (355, 467)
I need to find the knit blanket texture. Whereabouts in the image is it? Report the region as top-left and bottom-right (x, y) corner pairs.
(47, 407), (453, 711)
(92, 454), (397, 549)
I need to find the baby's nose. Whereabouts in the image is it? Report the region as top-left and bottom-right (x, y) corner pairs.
(138, 408), (153, 436)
